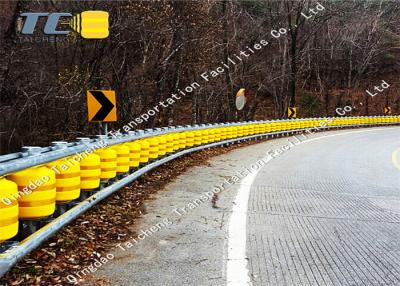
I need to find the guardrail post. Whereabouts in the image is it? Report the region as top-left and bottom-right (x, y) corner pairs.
(21, 146), (43, 157)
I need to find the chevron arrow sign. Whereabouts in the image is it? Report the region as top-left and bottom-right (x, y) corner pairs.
(288, 107), (297, 119)
(87, 90), (117, 122)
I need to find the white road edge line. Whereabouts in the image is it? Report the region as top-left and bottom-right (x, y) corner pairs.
(225, 126), (399, 286)
(226, 162), (265, 286)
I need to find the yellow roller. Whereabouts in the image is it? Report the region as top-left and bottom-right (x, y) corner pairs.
(194, 131), (202, 146)
(227, 127), (234, 138)
(96, 148), (117, 180)
(228, 126), (234, 139)
(157, 136), (167, 156)
(231, 126), (237, 138)
(214, 128), (222, 142)
(243, 125), (250, 136)
(248, 125), (255, 135)
(237, 126), (244, 137)
(260, 123), (266, 134)
(284, 121), (290, 131)
(207, 129), (215, 143)
(268, 122), (274, 132)
(219, 127), (225, 140)
(253, 124), (259, 135)
(226, 127), (232, 140)
(8, 167), (56, 220)
(172, 133), (181, 151)
(125, 142), (141, 168)
(225, 127), (230, 139)
(216, 128), (223, 141)
(294, 120), (301, 130)
(186, 132), (195, 147)
(47, 159), (81, 204)
(232, 126), (239, 138)
(148, 137), (159, 159)
(165, 134), (175, 153)
(138, 140), (150, 164)
(80, 153), (101, 191)
(201, 129), (209, 144)
(283, 121), (289, 131)
(112, 145), (130, 174)
(0, 177), (19, 241)
(179, 132), (187, 149)
(275, 122), (282, 132)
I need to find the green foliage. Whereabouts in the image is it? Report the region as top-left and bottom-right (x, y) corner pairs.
(300, 92), (321, 117)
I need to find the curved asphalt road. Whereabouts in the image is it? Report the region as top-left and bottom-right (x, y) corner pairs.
(246, 127), (400, 286)
(88, 127), (400, 286)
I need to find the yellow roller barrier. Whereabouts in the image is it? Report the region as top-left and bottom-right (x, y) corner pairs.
(237, 126), (245, 137)
(148, 137), (159, 159)
(194, 131), (202, 146)
(208, 129), (215, 143)
(172, 133), (181, 151)
(9, 167), (56, 219)
(226, 127), (233, 138)
(165, 134), (175, 153)
(138, 140), (150, 164)
(96, 148), (117, 180)
(112, 145), (130, 174)
(214, 128), (222, 142)
(0, 178), (19, 241)
(186, 132), (195, 147)
(80, 153), (101, 191)
(179, 133), (187, 149)
(125, 142), (141, 168)
(221, 127), (228, 140)
(157, 136), (167, 156)
(254, 124), (260, 135)
(232, 126), (239, 138)
(47, 159), (81, 203)
(201, 129), (209, 144)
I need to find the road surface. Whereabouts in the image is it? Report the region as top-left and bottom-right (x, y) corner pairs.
(88, 127), (400, 286)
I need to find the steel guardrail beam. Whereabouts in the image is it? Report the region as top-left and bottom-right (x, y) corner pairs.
(0, 118), (294, 176)
(0, 116), (390, 176)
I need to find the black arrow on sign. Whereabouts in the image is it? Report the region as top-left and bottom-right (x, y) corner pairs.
(90, 91), (114, 121)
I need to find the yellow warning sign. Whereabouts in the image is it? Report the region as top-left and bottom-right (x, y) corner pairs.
(384, 107), (392, 115)
(87, 90), (117, 122)
(288, 107), (297, 119)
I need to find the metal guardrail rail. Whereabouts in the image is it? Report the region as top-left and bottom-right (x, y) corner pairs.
(0, 116), (392, 176)
(0, 116), (398, 277)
